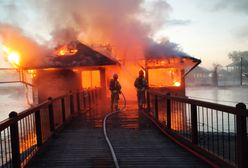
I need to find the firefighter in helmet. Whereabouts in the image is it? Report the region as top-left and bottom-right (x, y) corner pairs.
(109, 73), (122, 111)
(134, 70), (148, 109)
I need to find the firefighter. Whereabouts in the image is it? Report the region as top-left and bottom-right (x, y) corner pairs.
(109, 73), (122, 111)
(134, 70), (148, 109)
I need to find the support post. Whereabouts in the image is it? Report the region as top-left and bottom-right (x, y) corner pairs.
(9, 111), (21, 168)
(154, 95), (158, 121)
(236, 103), (247, 168)
(191, 104), (198, 145)
(83, 91), (86, 109)
(88, 90), (91, 108)
(70, 92), (74, 115)
(147, 92), (150, 111)
(166, 93), (171, 130)
(35, 110), (42, 147)
(77, 91), (80, 114)
(48, 97), (54, 132)
(61, 98), (66, 123)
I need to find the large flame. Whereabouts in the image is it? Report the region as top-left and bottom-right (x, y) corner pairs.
(148, 68), (181, 87)
(2, 45), (20, 68)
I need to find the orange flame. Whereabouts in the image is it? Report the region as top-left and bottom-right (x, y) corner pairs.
(27, 69), (37, 78)
(148, 68), (181, 87)
(173, 81), (181, 87)
(2, 45), (21, 68)
(54, 43), (78, 56)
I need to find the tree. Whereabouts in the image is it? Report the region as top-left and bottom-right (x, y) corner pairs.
(228, 51), (248, 63)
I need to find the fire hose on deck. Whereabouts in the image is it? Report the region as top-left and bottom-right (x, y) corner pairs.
(103, 92), (126, 168)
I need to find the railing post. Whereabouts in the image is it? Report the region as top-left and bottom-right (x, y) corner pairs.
(236, 103), (247, 168)
(77, 91), (80, 114)
(191, 104), (198, 145)
(61, 98), (66, 123)
(88, 90), (91, 108)
(83, 91), (86, 109)
(166, 93), (171, 130)
(92, 90), (95, 104)
(154, 95), (159, 121)
(35, 110), (42, 147)
(48, 97), (54, 132)
(9, 111), (21, 168)
(70, 92), (74, 115)
(147, 91), (150, 110)
(95, 88), (98, 101)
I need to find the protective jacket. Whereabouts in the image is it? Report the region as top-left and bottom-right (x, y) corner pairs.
(134, 77), (148, 91)
(109, 79), (121, 93)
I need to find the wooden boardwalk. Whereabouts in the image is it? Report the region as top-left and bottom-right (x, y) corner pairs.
(27, 103), (210, 168)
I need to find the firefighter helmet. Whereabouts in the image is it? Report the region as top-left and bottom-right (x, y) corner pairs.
(113, 73), (118, 79)
(139, 70), (144, 77)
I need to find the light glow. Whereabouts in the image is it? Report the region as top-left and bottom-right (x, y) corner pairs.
(2, 45), (21, 68)
(173, 81), (181, 87)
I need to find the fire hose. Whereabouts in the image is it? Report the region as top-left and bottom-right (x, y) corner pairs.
(103, 92), (126, 168)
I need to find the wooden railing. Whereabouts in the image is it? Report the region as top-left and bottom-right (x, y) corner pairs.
(0, 88), (101, 168)
(147, 91), (248, 168)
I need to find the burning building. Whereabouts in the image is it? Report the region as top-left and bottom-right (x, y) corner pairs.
(20, 41), (120, 103)
(144, 42), (201, 96)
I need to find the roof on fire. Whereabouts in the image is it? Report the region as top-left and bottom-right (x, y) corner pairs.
(22, 41), (119, 69)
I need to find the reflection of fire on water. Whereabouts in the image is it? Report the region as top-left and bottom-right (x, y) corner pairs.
(19, 132), (37, 154)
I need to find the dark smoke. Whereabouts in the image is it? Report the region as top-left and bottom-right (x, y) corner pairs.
(1, 0), (179, 60)
(0, 0), (192, 65)
(145, 39), (189, 59)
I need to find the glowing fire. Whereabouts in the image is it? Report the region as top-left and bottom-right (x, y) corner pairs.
(2, 45), (20, 68)
(148, 68), (181, 87)
(81, 70), (100, 88)
(54, 42), (78, 56)
(27, 69), (37, 78)
(173, 81), (181, 87)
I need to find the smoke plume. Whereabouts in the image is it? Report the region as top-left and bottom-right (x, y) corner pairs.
(0, 23), (49, 67)
(17, 0), (174, 60)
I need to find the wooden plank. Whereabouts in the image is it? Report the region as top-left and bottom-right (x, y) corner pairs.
(27, 103), (210, 167)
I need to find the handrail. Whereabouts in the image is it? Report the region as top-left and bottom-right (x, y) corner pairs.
(146, 90), (248, 168)
(148, 90), (248, 116)
(0, 88), (102, 168)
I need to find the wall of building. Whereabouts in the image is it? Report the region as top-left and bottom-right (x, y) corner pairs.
(34, 69), (80, 102)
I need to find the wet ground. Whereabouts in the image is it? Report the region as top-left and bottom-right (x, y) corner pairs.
(27, 102), (210, 168)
